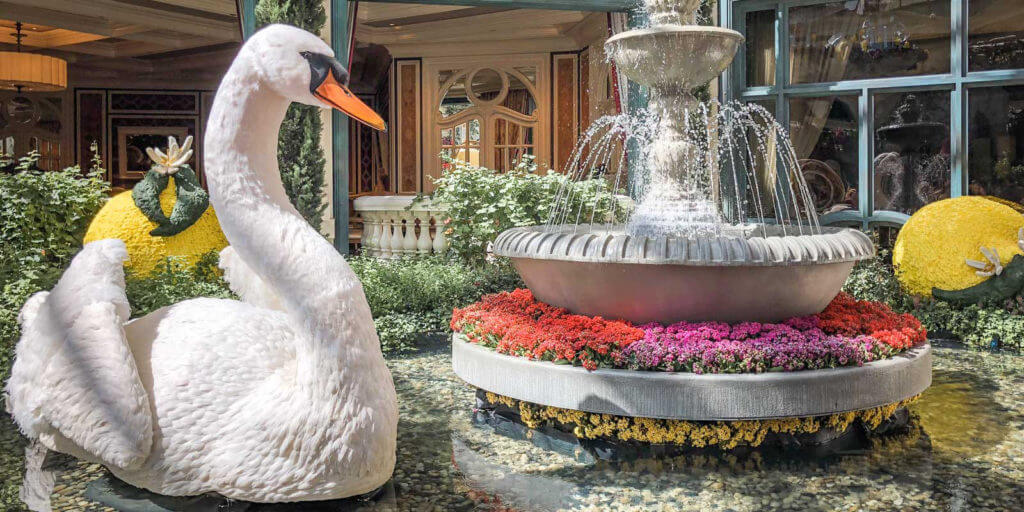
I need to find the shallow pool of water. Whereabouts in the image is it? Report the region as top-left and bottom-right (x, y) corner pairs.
(21, 346), (1024, 511)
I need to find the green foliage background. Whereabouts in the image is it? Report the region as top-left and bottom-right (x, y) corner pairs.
(430, 156), (627, 265)
(0, 153), (109, 384)
(348, 256), (522, 352)
(0, 152), (109, 511)
(255, 0), (328, 231)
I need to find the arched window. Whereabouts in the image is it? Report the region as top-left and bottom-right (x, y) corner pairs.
(424, 56), (550, 188)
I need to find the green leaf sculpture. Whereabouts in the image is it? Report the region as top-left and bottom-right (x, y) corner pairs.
(933, 254), (1024, 305)
(130, 135), (210, 237)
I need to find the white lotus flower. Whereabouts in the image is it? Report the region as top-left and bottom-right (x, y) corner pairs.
(966, 246), (1004, 277)
(146, 135), (193, 175)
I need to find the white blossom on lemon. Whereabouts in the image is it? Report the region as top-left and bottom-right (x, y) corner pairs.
(966, 228), (1024, 277)
(145, 135), (193, 175)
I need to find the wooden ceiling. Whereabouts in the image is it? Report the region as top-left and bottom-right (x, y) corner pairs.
(355, 2), (603, 57)
(0, 0), (241, 87)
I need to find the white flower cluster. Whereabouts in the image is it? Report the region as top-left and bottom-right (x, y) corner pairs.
(146, 135), (193, 176)
(966, 227), (1024, 277)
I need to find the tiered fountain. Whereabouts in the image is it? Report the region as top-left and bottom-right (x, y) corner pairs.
(452, 0), (931, 455)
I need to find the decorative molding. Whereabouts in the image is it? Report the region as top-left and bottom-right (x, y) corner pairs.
(2, 0), (240, 41)
(552, 52), (579, 172)
(392, 59), (422, 195)
(354, 0), (636, 12)
(383, 37), (580, 58)
(75, 89), (107, 173)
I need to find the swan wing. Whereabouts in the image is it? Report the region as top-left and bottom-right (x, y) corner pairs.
(219, 245), (284, 311)
(5, 240), (153, 470)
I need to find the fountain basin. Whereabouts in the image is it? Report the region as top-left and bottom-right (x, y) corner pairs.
(492, 224), (874, 324)
(453, 334), (931, 420)
(605, 26), (743, 90)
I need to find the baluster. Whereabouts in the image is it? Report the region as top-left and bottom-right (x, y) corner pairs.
(359, 212), (371, 256)
(432, 210), (448, 254)
(388, 212), (404, 259)
(401, 210), (418, 257)
(364, 212), (380, 257)
(378, 215), (393, 259)
(415, 210), (432, 255)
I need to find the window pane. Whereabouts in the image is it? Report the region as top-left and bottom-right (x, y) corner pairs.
(968, 85), (1024, 203)
(439, 71), (471, 118)
(969, 0), (1024, 72)
(505, 74), (537, 117)
(745, 9), (776, 87)
(789, 0), (950, 84)
(789, 95), (859, 214)
(873, 91), (951, 214)
(470, 69), (502, 102)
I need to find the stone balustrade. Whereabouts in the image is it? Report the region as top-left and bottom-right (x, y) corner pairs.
(353, 195), (448, 259)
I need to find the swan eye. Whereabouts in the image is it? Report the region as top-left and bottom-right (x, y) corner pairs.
(300, 51), (350, 92)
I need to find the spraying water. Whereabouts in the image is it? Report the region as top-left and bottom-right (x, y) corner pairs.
(547, 0), (820, 240)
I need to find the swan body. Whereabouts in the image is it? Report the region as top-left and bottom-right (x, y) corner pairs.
(5, 25), (398, 503)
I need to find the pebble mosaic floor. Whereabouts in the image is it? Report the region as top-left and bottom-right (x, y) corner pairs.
(2, 345), (1023, 511)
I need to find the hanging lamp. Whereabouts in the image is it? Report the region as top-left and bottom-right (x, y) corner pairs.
(0, 22), (68, 92)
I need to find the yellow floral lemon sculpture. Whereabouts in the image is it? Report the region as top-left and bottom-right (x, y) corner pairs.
(84, 136), (228, 276)
(893, 196), (1024, 301)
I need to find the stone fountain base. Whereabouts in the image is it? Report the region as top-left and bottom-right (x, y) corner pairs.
(470, 388), (917, 463)
(452, 335), (931, 421)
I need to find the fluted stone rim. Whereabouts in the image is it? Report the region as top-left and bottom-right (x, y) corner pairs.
(492, 224), (875, 266)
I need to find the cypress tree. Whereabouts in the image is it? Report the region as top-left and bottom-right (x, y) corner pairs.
(255, 0), (328, 231)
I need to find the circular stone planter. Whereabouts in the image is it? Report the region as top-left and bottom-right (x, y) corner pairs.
(492, 224), (875, 324)
(451, 333), (932, 421)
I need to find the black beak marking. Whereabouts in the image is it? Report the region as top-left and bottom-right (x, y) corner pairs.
(300, 51), (349, 94)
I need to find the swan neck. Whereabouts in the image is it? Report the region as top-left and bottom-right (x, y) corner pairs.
(205, 54), (383, 377)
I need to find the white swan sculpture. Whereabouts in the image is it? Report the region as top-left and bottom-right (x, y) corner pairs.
(5, 24), (398, 504)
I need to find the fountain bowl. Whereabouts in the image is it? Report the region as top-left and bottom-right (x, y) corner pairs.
(492, 224), (874, 324)
(605, 26), (744, 91)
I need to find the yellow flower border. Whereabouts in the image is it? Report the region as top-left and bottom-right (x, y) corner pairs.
(484, 392), (918, 450)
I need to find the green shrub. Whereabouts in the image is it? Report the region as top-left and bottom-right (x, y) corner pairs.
(1, 151), (108, 269)
(429, 156), (627, 265)
(844, 251), (1024, 351)
(348, 256), (522, 352)
(1, 151), (109, 384)
(125, 252), (236, 317)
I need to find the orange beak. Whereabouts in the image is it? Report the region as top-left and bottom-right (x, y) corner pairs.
(314, 73), (387, 132)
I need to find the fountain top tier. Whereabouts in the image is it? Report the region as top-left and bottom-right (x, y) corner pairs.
(492, 0), (874, 323)
(644, 0), (703, 24)
(606, 1), (742, 92)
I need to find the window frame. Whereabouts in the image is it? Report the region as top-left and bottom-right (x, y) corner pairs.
(722, 0), (1024, 229)
(422, 55), (550, 187)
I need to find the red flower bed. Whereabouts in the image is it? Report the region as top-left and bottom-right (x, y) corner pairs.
(450, 288), (643, 370)
(815, 292), (926, 350)
(451, 290), (926, 372)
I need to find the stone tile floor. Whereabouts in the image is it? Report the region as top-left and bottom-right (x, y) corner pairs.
(3, 345), (1023, 511)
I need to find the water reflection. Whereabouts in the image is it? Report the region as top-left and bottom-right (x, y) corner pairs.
(446, 349), (1024, 511)
(26, 346), (1024, 511)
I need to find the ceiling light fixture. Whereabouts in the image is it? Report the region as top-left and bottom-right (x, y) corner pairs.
(0, 22), (68, 92)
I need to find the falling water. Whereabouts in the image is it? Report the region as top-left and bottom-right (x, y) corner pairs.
(546, 101), (820, 239)
(545, 0), (820, 241)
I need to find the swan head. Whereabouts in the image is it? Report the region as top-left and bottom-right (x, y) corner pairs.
(244, 24), (386, 131)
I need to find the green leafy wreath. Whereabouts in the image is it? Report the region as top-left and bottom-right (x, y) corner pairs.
(130, 135), (210, 237)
